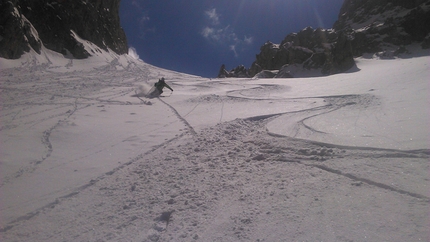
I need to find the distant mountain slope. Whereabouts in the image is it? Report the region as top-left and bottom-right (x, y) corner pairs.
(219, 0), (430, 78)
(0, 0), (128, 59)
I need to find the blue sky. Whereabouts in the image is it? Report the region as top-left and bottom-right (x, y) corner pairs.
(120, 0), (344, 77)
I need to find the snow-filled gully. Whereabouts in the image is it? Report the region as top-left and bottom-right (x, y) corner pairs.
(1, 55), (429, 241)
(4, 93), (429, 239)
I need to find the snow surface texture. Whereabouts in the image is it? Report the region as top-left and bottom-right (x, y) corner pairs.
(0, 46), (429, 241)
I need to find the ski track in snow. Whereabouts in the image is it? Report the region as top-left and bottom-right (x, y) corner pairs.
(158, 97), (197, 136)
(2, 116), (428, 241)
(0, 55), (429, 241)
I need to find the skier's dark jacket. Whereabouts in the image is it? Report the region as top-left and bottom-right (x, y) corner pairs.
(154, 78), (173, 93)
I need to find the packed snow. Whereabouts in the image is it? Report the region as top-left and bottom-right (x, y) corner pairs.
(0, 45), (429, 241)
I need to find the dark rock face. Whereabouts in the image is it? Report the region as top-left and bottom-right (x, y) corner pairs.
(334, 0), (430, 55)
(217, 64), (250, 78)
(220, 0), (430, 78)
(0, 0), (128, 59)
(322, 32), (355, 75)
(0, 0), (42, 59)
(217, 64), (229, 78)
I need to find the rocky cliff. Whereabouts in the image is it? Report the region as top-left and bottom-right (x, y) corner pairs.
(219, 0), (430, 78)
(0, 0), (128, 59)
(333, 0), (430, 56)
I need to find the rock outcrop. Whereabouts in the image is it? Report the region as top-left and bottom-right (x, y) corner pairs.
(0, 0), (42, 59)
(333, 0), (430, 56)
(222, 27), (356, 78)
(217, 64), (250, 78)
(0, 0), (128, 59)
(220, 0), (430, 78)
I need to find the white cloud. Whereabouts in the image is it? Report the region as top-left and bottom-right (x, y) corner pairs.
(205, 8), (220, 25)
(130, 3), (152, 40)
(128, 47), (141, 60)
(244, 36), (254, 45)
(139, 15), (150, 24)
(201, 25), (238, 44)
(138, 14), (152, 39)
(230, 45), (238, 57)
(201, 27), (215, 39)
(201, 9), (253, 57)
(131, 0), (144, 10)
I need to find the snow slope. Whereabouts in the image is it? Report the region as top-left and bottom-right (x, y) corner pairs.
(0, 46), (429, 241)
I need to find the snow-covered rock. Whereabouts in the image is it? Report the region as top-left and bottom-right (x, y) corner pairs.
(0, 0), (128, 59)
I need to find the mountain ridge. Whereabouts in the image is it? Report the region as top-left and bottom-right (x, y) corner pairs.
(219, 0), (430, 78)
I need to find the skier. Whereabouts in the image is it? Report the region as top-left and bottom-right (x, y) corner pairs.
(154, 77), (173, 95)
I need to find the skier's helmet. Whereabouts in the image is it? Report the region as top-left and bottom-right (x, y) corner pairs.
(160, 77), (165, 83)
